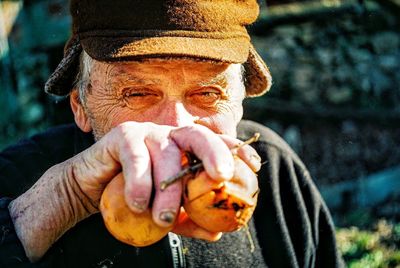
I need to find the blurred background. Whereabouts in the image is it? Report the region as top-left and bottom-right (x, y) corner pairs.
(0, 0), (399, 266)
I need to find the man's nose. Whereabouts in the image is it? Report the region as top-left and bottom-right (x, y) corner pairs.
(157, 101), (198, 127)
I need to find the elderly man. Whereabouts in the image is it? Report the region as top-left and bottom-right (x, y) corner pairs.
(0, 0), (343, 267)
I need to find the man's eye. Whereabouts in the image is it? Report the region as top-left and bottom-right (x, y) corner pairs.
(122, 88), (161, 99)
(124, 91), (152, 97)
(121, 89), (161, 109)
(189, 90), (223, 107)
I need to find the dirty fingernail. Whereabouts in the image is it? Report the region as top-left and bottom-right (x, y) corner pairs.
(130, 198), (147, 211)
(159, 211), (176, 224)
(251, 153), (261, 162)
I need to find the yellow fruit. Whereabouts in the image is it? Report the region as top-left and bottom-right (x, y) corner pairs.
(99, 173), (172, 247)
(100, 156), (258, 246)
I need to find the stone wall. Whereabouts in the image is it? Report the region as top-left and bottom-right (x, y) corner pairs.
(253, 2), (400, 109)
(246, 1), (400, 181)
(244, 1), (400, 222)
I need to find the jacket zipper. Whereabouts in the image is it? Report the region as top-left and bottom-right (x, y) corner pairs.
(168, 232), (186, 268)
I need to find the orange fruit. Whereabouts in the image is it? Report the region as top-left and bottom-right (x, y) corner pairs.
(183, 157), (258, 232)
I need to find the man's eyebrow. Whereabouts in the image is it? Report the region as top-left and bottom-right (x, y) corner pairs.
(198, 74), (228, 88)
(110, 73), (161, 86)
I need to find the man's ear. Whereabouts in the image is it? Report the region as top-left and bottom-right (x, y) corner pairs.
(70, 89), (92, 132)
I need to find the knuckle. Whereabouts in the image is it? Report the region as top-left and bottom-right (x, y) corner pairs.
(116, 121), (137, 132)
(183, 124), (210, 135)
(113, 122), (149, 147)
(112, 122), (137, 141)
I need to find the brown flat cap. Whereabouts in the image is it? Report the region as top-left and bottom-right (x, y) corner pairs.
(45, 0), (272, 97)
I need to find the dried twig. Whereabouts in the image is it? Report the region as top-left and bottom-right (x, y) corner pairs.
(160, 133), (260, 191)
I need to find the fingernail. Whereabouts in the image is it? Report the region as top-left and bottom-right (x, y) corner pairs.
(159, 211), (176, 224)
(130, 198), (147, 211)
(251, 153), (261, 162)
(250, 154), (262, 171)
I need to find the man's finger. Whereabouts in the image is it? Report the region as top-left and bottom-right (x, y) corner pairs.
(146, 137), (182, 227)
(170, 125), (234, 181)
(219, 134), (261, 172)
(115, 127), (153, 213)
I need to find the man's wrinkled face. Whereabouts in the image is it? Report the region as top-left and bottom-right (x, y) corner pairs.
(76, 58), (246, 139)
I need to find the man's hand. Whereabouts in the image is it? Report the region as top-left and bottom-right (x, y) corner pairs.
(73, 122), (240, 223)
(8, 122), (261, 261)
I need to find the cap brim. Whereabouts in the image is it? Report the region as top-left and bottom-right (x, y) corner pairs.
(81, 35), (250, 63)
(245, 44), (272, 97)
(44, 36), (82, 97)
(45, 36), (271, 97)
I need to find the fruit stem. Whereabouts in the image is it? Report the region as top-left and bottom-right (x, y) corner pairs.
(160, 162), (203, 190)
(244, 223), (255, 253)
(160, 133), (260, 191)
(231, 132), (260, 151)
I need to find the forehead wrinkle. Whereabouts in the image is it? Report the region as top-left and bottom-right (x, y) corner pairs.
(198, 73), (228, 88)
(107, 71), (162, 89)
(100, 61), (161, 84)
(179, 65), (188, 86)
(115, 73), (160, 85)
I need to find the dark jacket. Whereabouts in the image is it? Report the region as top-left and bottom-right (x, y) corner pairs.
(0, 120), (344, 267)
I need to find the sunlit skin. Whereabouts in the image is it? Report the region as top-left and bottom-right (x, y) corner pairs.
(70, 58), (256, 237)
(78, 59), (246, 139)
(71, 59), (259, 240)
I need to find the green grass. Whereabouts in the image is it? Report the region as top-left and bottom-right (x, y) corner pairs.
(337, 220), (400, 268)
